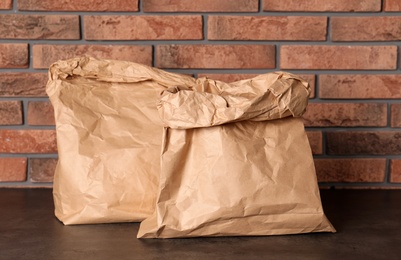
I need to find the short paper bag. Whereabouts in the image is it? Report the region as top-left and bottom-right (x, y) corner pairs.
(138, 72), (335, 238)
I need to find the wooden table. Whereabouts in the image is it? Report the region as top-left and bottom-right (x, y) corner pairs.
(1, 189), (400, 259)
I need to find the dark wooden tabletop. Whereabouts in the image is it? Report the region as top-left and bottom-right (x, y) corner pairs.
(1, 188), (400, 259)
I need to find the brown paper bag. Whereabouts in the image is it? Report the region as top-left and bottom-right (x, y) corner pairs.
(47, 57), (195, 224)
(138, 72), (335, 238)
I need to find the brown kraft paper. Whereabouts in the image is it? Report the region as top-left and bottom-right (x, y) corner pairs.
(47, 57), (195, 224)
(138, 72), (335, 238)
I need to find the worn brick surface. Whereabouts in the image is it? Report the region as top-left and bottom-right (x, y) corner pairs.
(198, 73), (316, 98)
(32, 45), (152, 69)
(327, 131), (401, 155)
(303, 103), (387, 127)
(332, 17), (401, 41)
(384, 0), (401, 11)
(0, 44), (29, 69)
(0, 158), (27, 182)
(0, 130), (57, 153)
(280, 45), (397, 70)
(143, 0), (258, 12)
(391, 104), (401, 128)
(84, 15), (203, 40)
(157, 45), (276, 69)
(315, 159), (386, 182)
(0, 101), (23, 125)
(30, 158), (57, 182)
(0, 15), (79, 40)
(208, 16), (327, 41)
(0, 73), (47, 97)
(27, 101), (55, 126)
(306, 131), (322, 155)
(263, 0), (381, 12)
(18, 0), (138, 11)
(390, 159), (401, 183)
(0, 0), (12, 9)
(319, 74), (401, 99)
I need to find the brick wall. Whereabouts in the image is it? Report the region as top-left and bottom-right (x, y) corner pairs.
(1, 0), (401, 188)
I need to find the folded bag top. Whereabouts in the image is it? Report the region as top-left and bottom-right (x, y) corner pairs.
(158, 72), (310, 129)
(138, 72), (335, 238)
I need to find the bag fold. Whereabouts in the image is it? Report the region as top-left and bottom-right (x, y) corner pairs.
(158, 72), (310, 129)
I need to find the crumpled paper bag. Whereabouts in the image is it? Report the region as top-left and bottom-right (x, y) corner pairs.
(47, 57), (195, 224)
(138, 72), (335, 238)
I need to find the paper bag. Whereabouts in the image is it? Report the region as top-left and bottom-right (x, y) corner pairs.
(138, 72), (335, 238)
(47, 57), (195, 224)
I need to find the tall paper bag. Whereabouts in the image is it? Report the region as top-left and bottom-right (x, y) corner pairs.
(47, 57), (195, 224)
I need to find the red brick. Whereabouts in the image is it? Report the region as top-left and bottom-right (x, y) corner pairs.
(32, 45), (152, 69)
(84, 15), (202, 40)
(263, 0), (381, 12)
(198, 73), (315, 98)
(0, 130), (57, 153)
(18, 0), (138, 11)
(0, 73), (47, 97)
(315, 159), (386, 183)
(280, 45), (397, 70)
(208, 16), (326, 41)
(143, 0), (258, 12)
(391, 104), (401, 127)
(27, 101), (55, 126)
(0, 101), (23, 125)
(0, 44), (29, 69)
(0, 0), (12, 9)
(384, 0), (401, 11)
(0, 15), (79, 40)
(30, 158), (57, 183)
(303, 103), (387, 127)
(0, 158), (27, 182)
(319, 74), (401, 99)
(157, 45), (276, 69)
(332, 17), (401, 41)
(390, 159), (401, 183)
(306, 131), (322, 155)
(326, 131), (401, 155)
